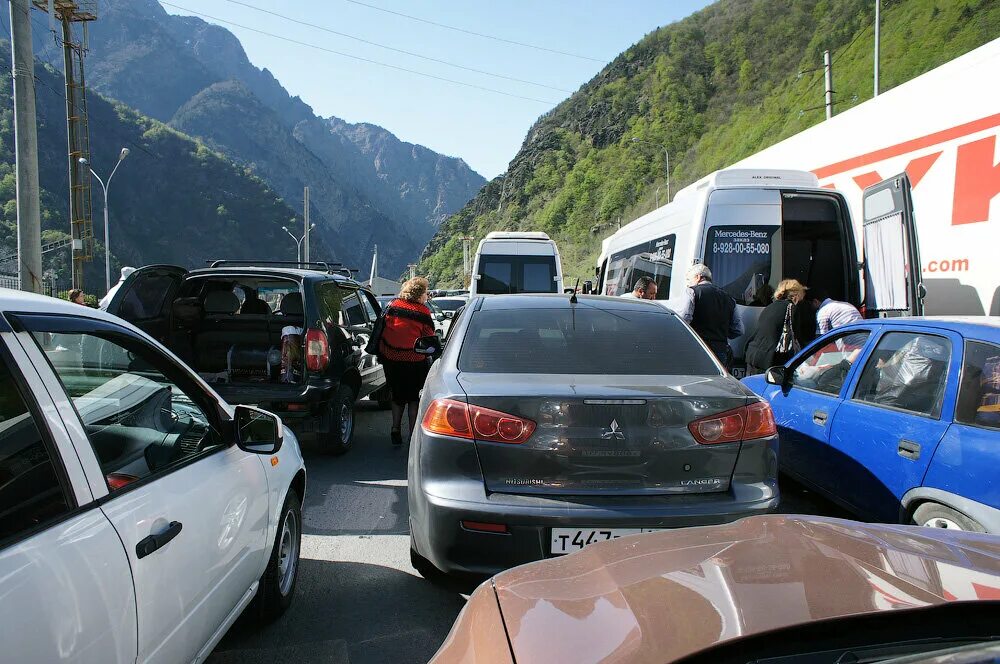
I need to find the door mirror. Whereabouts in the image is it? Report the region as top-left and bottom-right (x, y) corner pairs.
(443, 311), (455, 320)
(234, 405), (283, 454)
(582, 280), (593, 295)
(764, 366), (787, 386)
(413, 335), (442, 357)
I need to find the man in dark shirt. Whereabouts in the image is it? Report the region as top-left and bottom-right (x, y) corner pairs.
(678, 264), (743, 370)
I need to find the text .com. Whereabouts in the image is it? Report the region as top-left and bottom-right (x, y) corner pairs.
(924, 258), (970, 273)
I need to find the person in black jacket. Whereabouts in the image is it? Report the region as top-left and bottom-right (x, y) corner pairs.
(745, 279), (815, 375)
(679, 264), (744, 371)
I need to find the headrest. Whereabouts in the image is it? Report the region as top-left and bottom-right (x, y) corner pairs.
(204, 290), (240, 315)
(279, 292), (303, 316)
(171, 297), (203, 324)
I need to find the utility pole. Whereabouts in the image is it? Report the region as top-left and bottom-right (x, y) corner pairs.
(369, 244), (378, 283)
(303, 186), (310, 263)
(407, 264), (417, 281)
(10, 0), (43, 293)
(824, 50), (833, 120)
(873, 0), (881, 97)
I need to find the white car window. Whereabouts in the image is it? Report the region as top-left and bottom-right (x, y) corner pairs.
(27, 328), (224, 493)
(0, 352), (73, 545)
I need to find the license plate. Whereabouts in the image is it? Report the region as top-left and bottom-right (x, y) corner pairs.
(550, 528), (662, 554)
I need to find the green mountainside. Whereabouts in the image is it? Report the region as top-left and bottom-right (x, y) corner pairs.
(419, 0), (999, 286)
(0, 44), (324, 290)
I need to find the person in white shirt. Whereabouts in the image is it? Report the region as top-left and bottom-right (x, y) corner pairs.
(620, 276), (657, 300)
(98, 266), (136, 310)
(810, 289), (863, 335)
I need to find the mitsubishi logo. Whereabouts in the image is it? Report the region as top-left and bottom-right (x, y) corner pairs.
(601, 419), (626, 441)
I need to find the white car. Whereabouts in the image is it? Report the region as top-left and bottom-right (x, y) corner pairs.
(0, 289), (305, 663)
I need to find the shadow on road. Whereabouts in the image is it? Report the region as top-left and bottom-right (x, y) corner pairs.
(212, 560), (469, 663)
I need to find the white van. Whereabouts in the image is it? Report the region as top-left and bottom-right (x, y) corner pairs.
(470, 231), (564, 297)
(595, 168), (923, 375)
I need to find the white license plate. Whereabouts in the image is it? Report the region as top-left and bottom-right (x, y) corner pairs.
(550, 528), (662, 554)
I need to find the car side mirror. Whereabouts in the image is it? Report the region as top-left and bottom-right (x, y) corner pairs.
(234, 405), (283, 454)
(443, 311), (454, 320)
(582, 280), (593, 295)
(413, 335), (442, 357)
(764, 366), (787, 386)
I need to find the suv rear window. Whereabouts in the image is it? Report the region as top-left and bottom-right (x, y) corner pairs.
(458, 307), (719, 375)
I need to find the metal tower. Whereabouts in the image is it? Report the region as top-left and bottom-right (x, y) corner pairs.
(33, 1), (97, 289)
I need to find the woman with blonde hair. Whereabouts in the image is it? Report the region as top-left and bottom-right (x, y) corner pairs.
(744, 278), (816, 375)
(379, 277), (436, 445)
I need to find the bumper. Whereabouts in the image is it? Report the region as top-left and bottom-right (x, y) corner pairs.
(412, 480), (779, 576)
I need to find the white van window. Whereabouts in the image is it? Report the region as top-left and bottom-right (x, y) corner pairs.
(704, 225), (780, 306)
(478, 255), (557, 294)
(603, 234), (675, 298)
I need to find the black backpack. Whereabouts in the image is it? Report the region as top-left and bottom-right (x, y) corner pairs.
(365, 309), (387, 358)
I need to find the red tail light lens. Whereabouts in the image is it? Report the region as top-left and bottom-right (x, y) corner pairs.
(422, 399), (535, 444)
(689, 401), (776, 445)
(305, 328), (330, 372)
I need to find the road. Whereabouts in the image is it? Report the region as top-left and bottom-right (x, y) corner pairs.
(209, 402), (850, 664)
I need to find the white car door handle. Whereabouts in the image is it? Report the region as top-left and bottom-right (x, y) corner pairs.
(136, 521), (183, 559)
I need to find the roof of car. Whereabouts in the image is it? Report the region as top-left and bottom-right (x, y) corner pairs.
(475, 293), (678, 312)
(0, 287), (149, 330)
(837, 315), (1000, 341)
(187, 265), (363, 286)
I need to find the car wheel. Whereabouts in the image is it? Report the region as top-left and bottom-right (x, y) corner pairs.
(410, 545), (439, 579)
(912, 502), (985, 532)
(252, 489), (302, 623)
(326, 385), (356, 455)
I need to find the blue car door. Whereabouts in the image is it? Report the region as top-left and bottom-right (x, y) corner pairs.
(828, 327), (960, 523)
(762, 328), (875, 491)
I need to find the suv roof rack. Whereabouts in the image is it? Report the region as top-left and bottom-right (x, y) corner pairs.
(207, 260), (346, 273)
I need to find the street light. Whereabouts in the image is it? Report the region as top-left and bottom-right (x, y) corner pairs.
(282, 223), (315, 264)
(80, 147), (129, 292)
(630, 138), (670, 205)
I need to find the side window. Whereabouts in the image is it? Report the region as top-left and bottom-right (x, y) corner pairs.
(853, 332), (952, 418)
(0, 354), (73, 544)
(604, 235), (675, 299)
(955, 341), (1000, 430)
(27, 327), (223, 492)
(119, 273), (177, 321)
(341, 292), (368, 327)
(790, 331), (871, 395)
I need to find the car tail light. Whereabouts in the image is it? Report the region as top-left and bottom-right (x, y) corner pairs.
(422, 399), (535, 444)
(106, 473), (139, 490)
(305, 328), (329, 372)
(688, 402), (776, 445)
(461, 520), (509, 534)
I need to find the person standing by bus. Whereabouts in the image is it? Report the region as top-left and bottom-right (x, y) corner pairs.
(678, 264), (743, 370)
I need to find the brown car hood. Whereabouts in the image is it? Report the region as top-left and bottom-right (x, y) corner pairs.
(490, 516), (1000, 664)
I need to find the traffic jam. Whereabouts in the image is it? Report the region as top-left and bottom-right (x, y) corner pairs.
(2, 164), (998, 663)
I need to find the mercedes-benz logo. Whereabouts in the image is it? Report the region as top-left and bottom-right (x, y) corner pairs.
(601, 419), (626, 440)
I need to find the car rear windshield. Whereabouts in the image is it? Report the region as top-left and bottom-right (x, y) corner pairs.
(458, 307), (720, 375)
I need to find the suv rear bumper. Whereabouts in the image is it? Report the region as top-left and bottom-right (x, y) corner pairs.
(411, 478), (779, 576)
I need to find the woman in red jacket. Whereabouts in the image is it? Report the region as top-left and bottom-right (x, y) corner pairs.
(380, 277), (436, 445)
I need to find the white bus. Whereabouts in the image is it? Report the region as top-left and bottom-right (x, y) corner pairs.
(470, 231), (564, 297)
(595, 168), (922, 375)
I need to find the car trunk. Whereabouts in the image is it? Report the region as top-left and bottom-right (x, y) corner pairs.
(458, 373), (749, 496)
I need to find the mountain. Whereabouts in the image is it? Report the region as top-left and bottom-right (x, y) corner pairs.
(0, 43), (324, 290)
(31, 0), (484, 275)
(418, 0), (1000, 286)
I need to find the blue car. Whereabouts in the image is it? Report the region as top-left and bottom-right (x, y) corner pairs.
(743, 317), (1000, 533)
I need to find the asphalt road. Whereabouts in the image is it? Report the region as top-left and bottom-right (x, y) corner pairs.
(209, 402), (850, 664)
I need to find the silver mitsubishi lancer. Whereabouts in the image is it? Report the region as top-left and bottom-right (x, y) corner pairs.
(407, 293), (779, 577)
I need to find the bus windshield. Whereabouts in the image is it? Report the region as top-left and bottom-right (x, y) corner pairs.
(703, 225), (780, 306)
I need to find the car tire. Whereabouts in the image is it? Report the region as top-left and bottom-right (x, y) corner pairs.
(912, 502), (985, 533)
(410, 545), (440, 580)
(325, 385), (356, 455)
(252, 489), (302, 623)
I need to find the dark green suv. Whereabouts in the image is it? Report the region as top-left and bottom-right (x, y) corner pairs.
(106, 262), (388, 454)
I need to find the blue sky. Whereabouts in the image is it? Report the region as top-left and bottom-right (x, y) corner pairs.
(161, 0), (712, 178)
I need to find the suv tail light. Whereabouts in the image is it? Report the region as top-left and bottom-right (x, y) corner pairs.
(305, 328), (330, 372)
(422, 399), (536, 444)
(688, 401), (776, 445)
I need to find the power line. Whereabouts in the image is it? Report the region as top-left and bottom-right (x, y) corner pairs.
(340, 0), (604, 63)
(159, 1), (560, 105)
(219, 0), (572, 93)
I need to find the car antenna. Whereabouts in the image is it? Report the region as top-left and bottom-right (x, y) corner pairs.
(569, 278), (579, 304)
